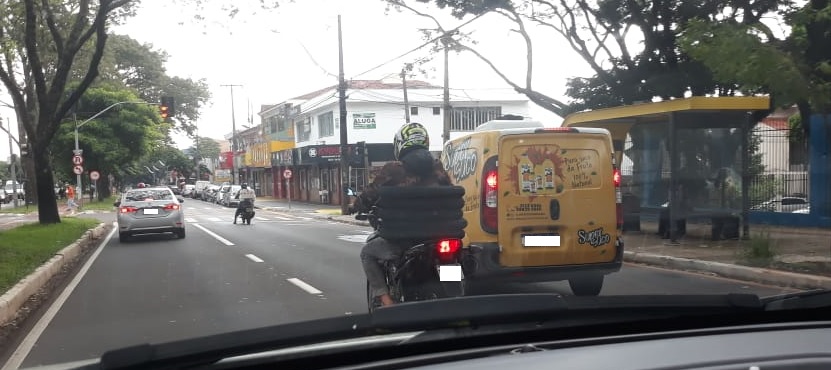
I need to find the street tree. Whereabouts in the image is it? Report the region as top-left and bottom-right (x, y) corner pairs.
(50, 86), (167, 200)
(126, 145), (193, 186)
(679, 0), (831, 134)
(85, 33), (212, 135)
(0, 0), (137, 224)
(186, 136), (221, 164)
(391, 0), (787, 115)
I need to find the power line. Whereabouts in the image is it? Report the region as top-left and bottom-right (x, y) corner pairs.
(349, 12), (487, 79)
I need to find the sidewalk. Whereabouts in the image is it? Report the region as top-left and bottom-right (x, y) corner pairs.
(256, 197), (831, 289)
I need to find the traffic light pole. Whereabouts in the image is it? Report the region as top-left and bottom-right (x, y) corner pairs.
(74, 101), (152, 204)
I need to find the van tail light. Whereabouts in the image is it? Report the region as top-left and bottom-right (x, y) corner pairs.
(164, 203), (180, 211)
(120, 206), (138, 214)
(436, 238), (462, 262)
(614, 167), (623, 230)
(481, 156), (499, 233)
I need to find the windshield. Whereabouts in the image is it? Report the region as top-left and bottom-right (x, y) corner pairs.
(0, 0), (828, 369)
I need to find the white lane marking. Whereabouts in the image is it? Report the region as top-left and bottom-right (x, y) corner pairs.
(193, 224), (235, 246)
(206, 217), (223, 222)
(185, 217), (198, 223)
(287, 278), (323, 295)
(255, 217), (269, 221)
(337, 234), (370, 243)
(273, 216), (292, 220)
(245, 254), (264, 263)
(2, 223), (117, 370)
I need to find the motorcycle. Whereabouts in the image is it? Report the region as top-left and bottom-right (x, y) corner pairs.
(355, 185), (468, 313)
(238, 199), (255, 225)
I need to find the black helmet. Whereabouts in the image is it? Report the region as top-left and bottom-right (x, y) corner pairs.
(241, 183), (248, 189)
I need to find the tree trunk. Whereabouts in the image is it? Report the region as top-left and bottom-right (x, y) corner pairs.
(98, 173), (112, 200)
(33, 145), (60, 224)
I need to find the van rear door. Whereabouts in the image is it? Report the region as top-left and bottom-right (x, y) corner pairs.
(496, 128), (618, 267)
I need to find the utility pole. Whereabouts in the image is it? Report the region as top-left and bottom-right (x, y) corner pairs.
(401, 64), (412, 123)
(441, 34), (452, 144)
(195, 129), (200, 182)
(337, 14), (350, 215)
(221, 84), (243, 185)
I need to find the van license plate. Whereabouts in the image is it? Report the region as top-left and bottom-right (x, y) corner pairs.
(523, 235), (560, 247)
(143, 208), (159, 215)
(437, 264), (463, 281)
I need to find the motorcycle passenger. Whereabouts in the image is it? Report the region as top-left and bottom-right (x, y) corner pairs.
(349, 122), (452, 307)
(233, 183), (256, 224)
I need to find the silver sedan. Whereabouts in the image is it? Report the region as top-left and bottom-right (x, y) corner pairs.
(114, 187), (186, 241)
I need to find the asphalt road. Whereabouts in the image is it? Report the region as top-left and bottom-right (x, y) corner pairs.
(5, 200), (795, 369)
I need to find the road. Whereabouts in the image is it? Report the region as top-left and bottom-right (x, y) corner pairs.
(4, 200), (795, 369)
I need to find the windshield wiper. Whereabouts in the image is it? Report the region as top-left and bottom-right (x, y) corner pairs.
(86, 294), (762, 370)
(763, 289), (831, 310)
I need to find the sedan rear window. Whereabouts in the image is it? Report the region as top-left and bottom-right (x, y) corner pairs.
(124, 189), (174, 201)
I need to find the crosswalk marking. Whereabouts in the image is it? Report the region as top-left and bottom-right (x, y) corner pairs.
(185, 217), (198, 223)
(255, 216), (269, 221)
(207, 217), (223, 222)
(273, 216), (292, 220)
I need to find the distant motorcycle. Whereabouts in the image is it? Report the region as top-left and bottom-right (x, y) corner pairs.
(238, 199), (255, 225)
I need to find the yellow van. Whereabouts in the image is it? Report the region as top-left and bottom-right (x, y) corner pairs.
(441, 120), (623, 296)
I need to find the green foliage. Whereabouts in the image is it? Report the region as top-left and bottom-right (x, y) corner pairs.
(50, 86), (167, 183)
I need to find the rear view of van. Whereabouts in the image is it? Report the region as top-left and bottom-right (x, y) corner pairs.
(442, 124), (623, 296)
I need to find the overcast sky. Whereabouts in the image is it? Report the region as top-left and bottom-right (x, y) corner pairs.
(2, 0), (598, 158)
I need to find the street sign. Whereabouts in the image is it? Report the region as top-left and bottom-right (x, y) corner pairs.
(283, 169), (292, 179)
(72, 165), (84, 175)
(72, 155), (83, 165)
(90, 171), (100, 181)
(72, 149), (83, 156)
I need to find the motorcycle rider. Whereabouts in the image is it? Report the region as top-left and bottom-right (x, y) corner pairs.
(233, 183), (257, 224)
(349, 122), (452, 307)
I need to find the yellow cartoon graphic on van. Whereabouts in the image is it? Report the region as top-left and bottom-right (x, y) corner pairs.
(506, 145), (566, 197)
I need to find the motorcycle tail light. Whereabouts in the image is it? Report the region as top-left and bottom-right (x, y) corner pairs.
(436, 238), (462, 256)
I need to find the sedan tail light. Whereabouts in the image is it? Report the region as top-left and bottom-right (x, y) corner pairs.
(164, 203), (180, 211)
(120, 206), (138, 214)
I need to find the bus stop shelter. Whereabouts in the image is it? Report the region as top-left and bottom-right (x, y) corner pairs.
(563, 96), (771, 243)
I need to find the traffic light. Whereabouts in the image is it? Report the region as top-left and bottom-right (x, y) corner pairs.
(160, 96), (175, 121)
(20, 143), (29, 156)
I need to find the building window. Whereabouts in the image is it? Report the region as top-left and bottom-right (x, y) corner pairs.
(269, 116), (277, 133)
(433, 107), (441, 115)
(449, 106), (502, 131)
(410, 106), (418, 116)
(318, 111), (334, 137)
(296, 117), (311, 142)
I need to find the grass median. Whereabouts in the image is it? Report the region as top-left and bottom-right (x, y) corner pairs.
(0, 217), (100, 294)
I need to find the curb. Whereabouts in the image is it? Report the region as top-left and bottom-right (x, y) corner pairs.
(623, 251), (831, 290)
(0, 222), (109, 326)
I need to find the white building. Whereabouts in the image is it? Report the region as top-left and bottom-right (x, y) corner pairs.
(259, 79), (532, 204)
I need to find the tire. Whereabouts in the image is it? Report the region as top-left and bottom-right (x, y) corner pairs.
(119, 232), (130, 241)
(176, 228), (186, 239)
(366, 280), (378, 313)
(568, 274), (604, 296)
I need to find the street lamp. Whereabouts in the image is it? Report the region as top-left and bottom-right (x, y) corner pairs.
(74, 100), (153, 205)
